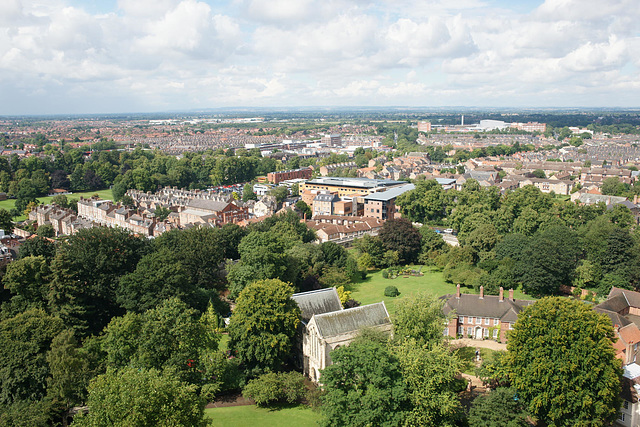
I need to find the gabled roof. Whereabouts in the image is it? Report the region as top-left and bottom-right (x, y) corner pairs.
(619, 324), (640, 346)
(312, 302), (390, 338)
(442, 293), (535, 321)
(595, 307), (633, 328)
(187, 199), (229, 212)
(291, 288), (343, 322)
(596, 293), (630, 314)
(609, 287), (640, 310)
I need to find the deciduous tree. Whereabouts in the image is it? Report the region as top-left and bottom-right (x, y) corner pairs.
(227, 279), (300, 376)
(320, 336), (409, 427)
(507, 297), (621, 426)
(72, 367), (210, 427)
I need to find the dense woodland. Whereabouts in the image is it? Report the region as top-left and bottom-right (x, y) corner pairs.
(394, 179), (640, 298)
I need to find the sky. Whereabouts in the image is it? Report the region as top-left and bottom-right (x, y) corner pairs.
(0, 0), (639, 115)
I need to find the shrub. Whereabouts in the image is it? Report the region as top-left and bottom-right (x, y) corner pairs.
(242, 371), (307, 407)
(384, 286), (400, 297)
(382, 269), (389, 279)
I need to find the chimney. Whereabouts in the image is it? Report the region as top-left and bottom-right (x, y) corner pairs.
(456, 284), (461, 298)
(499, 287), (504, 302)
(509, 288), (514, 301)
(479, 285), (484, 299)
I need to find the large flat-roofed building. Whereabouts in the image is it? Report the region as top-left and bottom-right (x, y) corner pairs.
(363, 183), (415, 220)
(300, 177), (407, 197)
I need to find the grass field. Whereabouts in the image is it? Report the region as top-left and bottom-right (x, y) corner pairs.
(205, 405), (320, 427)
(350, 267), (531, 316)
(2, 189), (114, 220)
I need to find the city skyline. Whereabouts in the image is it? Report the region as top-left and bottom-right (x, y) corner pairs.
(1, 0), (638, 115)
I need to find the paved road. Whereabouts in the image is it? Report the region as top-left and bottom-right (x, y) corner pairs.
(442, 234), (459, 246)
(450, 338), (507, 351)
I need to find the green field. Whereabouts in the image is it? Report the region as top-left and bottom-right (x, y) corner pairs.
(205, 405), (320, 427)
(2, 189), (114, 220)
(350, 267), (531, 316)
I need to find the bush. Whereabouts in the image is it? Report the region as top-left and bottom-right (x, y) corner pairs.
(384, 286), (400, 297)
(382, 269), (389, 279)
(242, 372), (307, 407)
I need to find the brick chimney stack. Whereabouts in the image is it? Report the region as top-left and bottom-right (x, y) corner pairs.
(456, 284), (461, 298)
(509, 288), (514, 301)
(479, 285), (484, 299)
(499, 287), (504, 302)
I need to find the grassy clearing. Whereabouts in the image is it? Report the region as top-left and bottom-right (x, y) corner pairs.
(2, 189), (114, 220)
(205, 404), (320, 427)
(350, 267), (531, 316)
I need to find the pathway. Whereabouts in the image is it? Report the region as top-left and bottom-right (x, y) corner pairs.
(450, 338), (507, 351)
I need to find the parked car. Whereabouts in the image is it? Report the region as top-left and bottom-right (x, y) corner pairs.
(444, 228), (454, 234)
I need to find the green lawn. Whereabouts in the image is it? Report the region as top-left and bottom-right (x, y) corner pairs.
(205, 405), (320, 427)
(350, 267), (531, 316)
(2, 189), (114, 220)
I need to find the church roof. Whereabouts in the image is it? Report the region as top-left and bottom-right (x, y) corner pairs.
(291, 288), (343, 322)
(313, 302), (390, 338)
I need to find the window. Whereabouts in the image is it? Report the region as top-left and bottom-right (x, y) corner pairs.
(483, 328), (489, 338)
(467, 327), (473, 336)
(494, 318), (499, 326)
(458, 326), (463, 335)
(493, 329), (498, 339)
(484, 318), (490, 325)
(459, 316), (465, 324)
(618, 412), (625, 422)
(509, 323), (514, 330)
(624, 400), (629, 410)
(476, 317), (482, 324)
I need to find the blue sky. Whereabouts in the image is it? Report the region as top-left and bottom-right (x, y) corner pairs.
(0, 0), (638, 114)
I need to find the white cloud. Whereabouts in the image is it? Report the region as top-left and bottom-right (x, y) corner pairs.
(0, 0), (638, 113)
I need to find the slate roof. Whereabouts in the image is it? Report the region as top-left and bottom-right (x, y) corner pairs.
(608, 287), (640, 310)
(442, 293), (535, 321)
(595, 307), (633, 328)
(596, 293), (631, 314)
(313, 302), (390, 338)
(187, 199), (229, 212)
(291, 288), (343, 322)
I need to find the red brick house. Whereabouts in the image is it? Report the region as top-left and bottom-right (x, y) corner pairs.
(442, 285), (535, 342)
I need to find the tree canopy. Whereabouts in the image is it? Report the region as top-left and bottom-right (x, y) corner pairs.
(72, 367), (210, 427)
(506, 297), (621, 426)
(227, 279), (300, 376)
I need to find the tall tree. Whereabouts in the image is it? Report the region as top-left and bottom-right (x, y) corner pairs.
(0, 208), (13, 234)
(507, 297), (621, 426)
(395, 341), (463, 427)
(0, 309), (64, 405)
(378, 218), (422, 264)
(320, 335), (409, 427)
(101, 298), (220, 385)
(468, 387), (528, 427)
(72, 367), (210, 427)
(46, 329), (90, 425)
(48, 227), (148, 335)
(117, 247), (205, 313)
(393, 293), (447, 348)
(227, 279), (300, 376)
